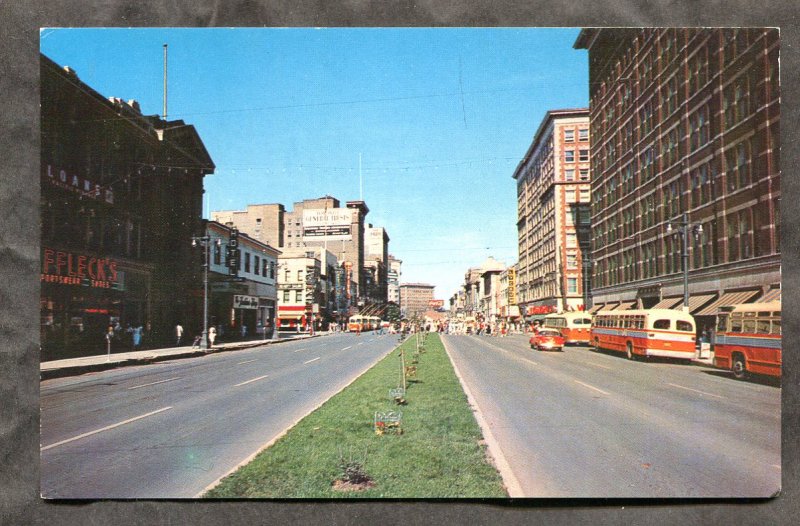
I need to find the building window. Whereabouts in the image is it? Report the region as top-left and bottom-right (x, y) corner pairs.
(565, 149), (575, 163)
(244, 253), (251, 273)
(564, 129), (575, 142)
(214, 242), (222, 265)
(254, 256), (260, 275)
(284, 268), (290, 281)
(565, 169), (575, 181)
(726, 140), (751, 191)
(567, 253), (578, 269)
(262, 258), (268, 277)
(579, 168), (590, 181)
(579, 149), (590, 162)
(690, 105), (710, 151)
(724, 77), (751, 129)
(579, 128), (589, 141)
(567, 278), (578, 294)
(296, 290), (303, 302)
(283, 290), (290, 302)
(297, 269), (303, 283)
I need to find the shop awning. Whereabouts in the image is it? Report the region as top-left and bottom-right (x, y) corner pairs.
(755, 287), (781, 303)
(278, 313), (304, 320)
(603, 302), (620, 311)
(615, 301), (637, 311)
(652, 296), (683, 309)
(588, 304), (605, 314)
(694, 290), (761, 316)
(682, 293), (717, 314)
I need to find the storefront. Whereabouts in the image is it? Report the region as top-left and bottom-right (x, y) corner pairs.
(40, 246), (153, 360)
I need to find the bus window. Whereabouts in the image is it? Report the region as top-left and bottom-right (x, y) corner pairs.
(676, 320), (693, 332)
(756, 319), (771, 334)
(717, 315), (728, 332)
(742, 319), (756, 333)
(653, 319), (670, 330)
(771, 320), (781, 335)
(730, 318), (743, 333)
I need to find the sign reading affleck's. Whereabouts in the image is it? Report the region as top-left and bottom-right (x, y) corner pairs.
(41, 248), (118, 289)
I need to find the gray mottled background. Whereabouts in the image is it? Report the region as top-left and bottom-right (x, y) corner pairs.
(1, 1), (797, 524)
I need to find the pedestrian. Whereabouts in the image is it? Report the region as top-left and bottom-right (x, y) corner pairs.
(208, 326), (216, 348)
(240, 324), (247, 339)
(129, 324), (143, 351)
(175, 323), (184, 346)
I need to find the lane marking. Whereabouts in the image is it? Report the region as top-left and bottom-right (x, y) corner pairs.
(41, 406), (172, 451)
(237, 359), (257, 365)
(292, 348), (306, 353)
(586, 362), (612, 370)
(304, 357), (321, 365)
(235, 375), (269, 387)
(667, 383), (723, 399)
(574, 380), (610, 395)
(127, 377), (180, 390)
(341, 346), (353, 351)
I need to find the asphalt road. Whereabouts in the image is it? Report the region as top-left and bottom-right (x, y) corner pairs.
(40, 332), (400, 498)
(443, 333), (781, 498)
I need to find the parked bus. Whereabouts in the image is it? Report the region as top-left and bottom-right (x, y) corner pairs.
(542, 312), (594, 345)
(591, 309), (696, 361)
(713, 301), (781, 380)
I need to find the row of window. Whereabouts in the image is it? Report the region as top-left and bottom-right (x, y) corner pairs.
(563, 128), (590, 142)
(213, 242), (276, 279)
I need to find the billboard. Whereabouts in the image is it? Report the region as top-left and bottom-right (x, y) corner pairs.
(428, 299), (444, 309)
(302, 208), (353, 241)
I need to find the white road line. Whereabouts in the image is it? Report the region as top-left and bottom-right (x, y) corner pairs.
(237, 359), (257, 365)
(292, 348), (306, 353)
(304, 357), (321, 365)
(235, 375), (269, 387)
(667, 383), (723, 399)
(574, 380), (609, 395)
(127, 377), (180, 390)
(41, 406), (172, 451)
(341, 346), (352, 351)
(586, 362), (612, 370)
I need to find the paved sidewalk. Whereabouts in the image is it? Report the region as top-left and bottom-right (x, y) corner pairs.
(40, 333), (323, 380)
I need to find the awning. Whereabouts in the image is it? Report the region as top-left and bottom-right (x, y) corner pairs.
(603, 302), (620, 311)
(682, 293), (717, 314)
(278, 313), (304, 320)
(755, 287), (781, 303)
(694, 290), (761, 316)
(615, 301), (637, 311)
(588, 304), (605, 314)
(652, 296), (683, 309)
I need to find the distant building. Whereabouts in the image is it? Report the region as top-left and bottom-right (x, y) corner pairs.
(513, 108), (592, 317)
(213, 203), (285, 248)
(387, 255), (402, 304)
(574, 28), (780, 330)
(399, 283), (435, 319)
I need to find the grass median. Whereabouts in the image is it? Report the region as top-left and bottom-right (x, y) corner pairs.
(204, 333), (508, 498)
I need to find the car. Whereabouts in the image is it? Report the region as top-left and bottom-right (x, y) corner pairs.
(530, 329), (565, 351)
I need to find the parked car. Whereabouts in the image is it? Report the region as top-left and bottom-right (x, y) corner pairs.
(530, 329), (565, 352)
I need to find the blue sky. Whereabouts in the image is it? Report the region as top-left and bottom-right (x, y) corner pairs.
(40, 28), (588, 300)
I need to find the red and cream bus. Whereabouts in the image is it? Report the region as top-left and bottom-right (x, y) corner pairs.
(591, 309), (696, 361)
(542, 312), (594, 345)
(348, 315), (381, 332)
(713, 301), (781, 380)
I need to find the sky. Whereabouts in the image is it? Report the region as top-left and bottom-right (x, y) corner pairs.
(40, 28), (589, 301)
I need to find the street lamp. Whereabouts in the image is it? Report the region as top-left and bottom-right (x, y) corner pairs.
(191, 233), (221, 349)
(666, 212), (703, 310)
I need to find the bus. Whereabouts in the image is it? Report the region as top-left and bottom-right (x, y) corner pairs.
(591, 309), (696, 361)
(348, 315), (381, 332)
(713, 301), (781, 380)
(542, 312), (594, 345)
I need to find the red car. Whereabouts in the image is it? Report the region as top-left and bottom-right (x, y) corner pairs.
(530, 329), (565, 352)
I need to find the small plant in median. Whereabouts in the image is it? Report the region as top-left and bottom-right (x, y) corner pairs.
(333, 447), (374, 492)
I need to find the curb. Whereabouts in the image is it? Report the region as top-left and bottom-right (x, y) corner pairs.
(40, 334), (325, 380)
(440, 335), (525, 498)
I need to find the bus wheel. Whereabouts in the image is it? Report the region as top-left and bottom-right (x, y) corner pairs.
(626, 342), (635, 361)
(732, 354), (748, 380)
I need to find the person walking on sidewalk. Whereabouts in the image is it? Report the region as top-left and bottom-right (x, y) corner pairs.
(208, 326), (216, 348)
(129, 324), (143, 351)
(175, 323), (184, 346)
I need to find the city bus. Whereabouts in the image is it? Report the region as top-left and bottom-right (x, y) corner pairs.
(713, 301), (781, 380)
(347, 315), (381, 332)
(591, 309), (696, 361)
(542, 312), (594, 345)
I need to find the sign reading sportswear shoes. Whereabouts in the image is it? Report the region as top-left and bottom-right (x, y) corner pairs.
(41, 248), (119, 289)
(302, 208), (353, 241)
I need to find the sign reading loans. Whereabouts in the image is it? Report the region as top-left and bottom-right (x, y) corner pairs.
(302, 208), (353, 241)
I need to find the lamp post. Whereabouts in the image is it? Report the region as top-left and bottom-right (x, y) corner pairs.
(191, 233), (220, 349)
(666, 213), (703, 310)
